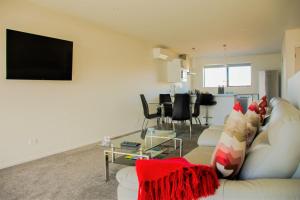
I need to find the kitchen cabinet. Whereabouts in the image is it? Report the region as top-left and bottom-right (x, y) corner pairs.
(192, 94), (258, 125)
(166, 58), (187, 83)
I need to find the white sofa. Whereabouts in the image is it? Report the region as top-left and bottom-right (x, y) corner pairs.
(116, 98), (300, 200)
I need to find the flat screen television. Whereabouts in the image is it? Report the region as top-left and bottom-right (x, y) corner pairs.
(6, 29), (73, 80)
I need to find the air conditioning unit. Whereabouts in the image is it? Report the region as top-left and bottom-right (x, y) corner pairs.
(153, 48), (171, 60)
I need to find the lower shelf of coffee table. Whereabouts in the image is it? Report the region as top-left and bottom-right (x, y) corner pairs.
(112, 149), (171, 166)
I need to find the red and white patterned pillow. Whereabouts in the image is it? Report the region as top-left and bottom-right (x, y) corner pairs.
(258, 96), (268, 122)
(245, 102), (260, 148)
(211, 102), (247, 178)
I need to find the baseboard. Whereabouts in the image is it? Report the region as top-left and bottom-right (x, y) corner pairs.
(0, 130), (140, 170)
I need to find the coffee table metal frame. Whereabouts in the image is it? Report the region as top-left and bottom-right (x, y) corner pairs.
(104, 134), (182, 181)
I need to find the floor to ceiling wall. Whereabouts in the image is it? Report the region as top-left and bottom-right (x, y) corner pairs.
(0, 0), (171, 169)
(282, 28), (300, 98)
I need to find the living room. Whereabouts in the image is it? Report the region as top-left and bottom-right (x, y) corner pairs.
(1, 0), (300, 200)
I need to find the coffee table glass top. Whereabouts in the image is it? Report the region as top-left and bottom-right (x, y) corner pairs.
(110, 129), (176, 154)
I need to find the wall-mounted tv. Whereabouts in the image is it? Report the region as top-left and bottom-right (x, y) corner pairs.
(6, 29), (73, 80)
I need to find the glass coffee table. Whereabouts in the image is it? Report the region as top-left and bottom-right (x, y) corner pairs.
(103, 129), (182, 181)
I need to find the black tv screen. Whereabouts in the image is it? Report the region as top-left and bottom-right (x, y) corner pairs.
(6, 29), (73, 80)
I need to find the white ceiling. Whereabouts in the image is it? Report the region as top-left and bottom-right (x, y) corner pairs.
(28, 0), (300, 57)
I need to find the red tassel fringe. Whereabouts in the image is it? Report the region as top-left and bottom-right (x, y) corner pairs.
(138, 165), (219, 200)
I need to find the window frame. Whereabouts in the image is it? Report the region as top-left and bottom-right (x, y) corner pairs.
(203, 63), (252, 88)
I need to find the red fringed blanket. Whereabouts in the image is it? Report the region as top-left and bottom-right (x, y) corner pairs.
(136, 157), (219, 200)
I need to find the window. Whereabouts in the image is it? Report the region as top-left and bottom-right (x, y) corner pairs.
(228, 64), (251, 86)
(203, 66), (227, 87)
(203, 64), (251, 87)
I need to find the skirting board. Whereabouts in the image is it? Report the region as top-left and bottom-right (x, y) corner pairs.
(0, 129), (140, 170)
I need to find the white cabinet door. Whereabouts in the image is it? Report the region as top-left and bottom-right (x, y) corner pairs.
(167, 59), (182, 83)
(209, 96), (235, 125)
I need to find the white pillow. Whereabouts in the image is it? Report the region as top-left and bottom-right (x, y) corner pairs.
(250, 131), (269, 149)
(240, 118), (300, 179)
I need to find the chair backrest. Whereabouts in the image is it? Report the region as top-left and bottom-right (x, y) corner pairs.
(172, 93), (190, 121)
(159, 94), (172, 104)
(140, 94), (149, 118)
(159, 94), (173, 117)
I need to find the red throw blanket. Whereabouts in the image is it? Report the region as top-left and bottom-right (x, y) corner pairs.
(136, 157), (219, 200)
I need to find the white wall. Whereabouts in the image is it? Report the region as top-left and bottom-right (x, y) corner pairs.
(191, 53), (281, 95)
(288, 71), (300, 108)
(0, 0), (171, 169)
(282, 28), (300, 98)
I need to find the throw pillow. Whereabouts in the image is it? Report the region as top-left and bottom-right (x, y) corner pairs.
(239, 99), (300, 179)
(211, 101), (247, 179)
(245, 102), (260, 148)
(258, 96), (268, 122)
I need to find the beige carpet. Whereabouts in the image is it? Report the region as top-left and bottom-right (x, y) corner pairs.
(0, 124), (204, 200)
(0, 144), (123, 200)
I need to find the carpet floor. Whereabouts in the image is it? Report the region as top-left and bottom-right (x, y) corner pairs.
(0, 124), (205, 200)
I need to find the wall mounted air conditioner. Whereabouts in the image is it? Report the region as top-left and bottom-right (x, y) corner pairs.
(153, 48), (171, 60)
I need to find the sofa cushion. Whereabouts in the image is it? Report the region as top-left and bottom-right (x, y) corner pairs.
(240, 100), (300, 179)
(209, 125), (224, 130)
(221, 179), (300, 200)
(198, 128), (222, 147)
(184, 146), (215, 165)
(248, 131), (269, 152)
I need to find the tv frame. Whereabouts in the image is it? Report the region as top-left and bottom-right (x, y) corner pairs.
(6, 29), (73, 81)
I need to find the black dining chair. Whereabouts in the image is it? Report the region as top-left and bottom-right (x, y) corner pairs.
(159, 94), (173, 122)
(172, 93), (192, 138)
(192, 93), (201, 125)
(140, 94), (160, 131)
